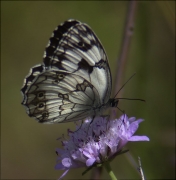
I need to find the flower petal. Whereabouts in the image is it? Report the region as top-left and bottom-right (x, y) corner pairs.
(128, 135), (150, 141)
(86, 158), (96, 166)
(62, 158), (72, 168)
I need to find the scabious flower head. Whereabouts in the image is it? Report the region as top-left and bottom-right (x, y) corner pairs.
(55, 114), (149, 179)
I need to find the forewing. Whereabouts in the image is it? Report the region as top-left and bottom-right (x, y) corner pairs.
(21, 68), (101, 123)
(43, 19), (112, 104)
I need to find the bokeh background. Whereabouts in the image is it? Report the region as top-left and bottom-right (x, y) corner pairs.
(1, 1), (175, 179)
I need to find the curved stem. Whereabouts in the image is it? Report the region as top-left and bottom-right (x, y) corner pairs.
(104, 161), (118, 180)
(113, 1), (138, 99)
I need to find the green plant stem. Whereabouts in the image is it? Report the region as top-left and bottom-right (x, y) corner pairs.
(104, 161), (118, 180)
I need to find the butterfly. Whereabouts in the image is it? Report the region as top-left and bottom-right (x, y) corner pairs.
(21, 19), (119, 123)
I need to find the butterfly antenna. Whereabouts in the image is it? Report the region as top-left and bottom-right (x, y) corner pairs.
(114, 73), (136, 98)
(117, 98), (145, 102)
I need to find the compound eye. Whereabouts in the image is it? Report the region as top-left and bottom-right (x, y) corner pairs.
(112, 102), (115, 107)
(110, 99), (118, 107)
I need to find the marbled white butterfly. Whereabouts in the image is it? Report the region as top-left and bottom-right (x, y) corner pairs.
(21, 19), (119, 123)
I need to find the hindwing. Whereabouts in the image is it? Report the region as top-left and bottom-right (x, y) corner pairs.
(21, 67), (101, 123)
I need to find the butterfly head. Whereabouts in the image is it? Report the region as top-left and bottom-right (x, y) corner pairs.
(109, 98), (119, 108)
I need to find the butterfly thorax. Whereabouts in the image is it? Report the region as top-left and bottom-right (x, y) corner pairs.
(93, 98), (119, 116)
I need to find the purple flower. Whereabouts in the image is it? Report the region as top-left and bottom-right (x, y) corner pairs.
(55, 115), (149, 179)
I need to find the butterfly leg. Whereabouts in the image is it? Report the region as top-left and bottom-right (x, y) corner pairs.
(74, 120), (84, 133)
(74, 115), (95, 134)
(116, 106), (125, 114)
(89, 115), (95, 125)
(83, 115), (96, 137)
(101, 115), (110, 131)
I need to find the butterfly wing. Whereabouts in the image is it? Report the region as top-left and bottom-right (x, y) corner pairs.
(43, 19), (112, 105)
(21, 19), (112, 123)
(21, 67), (101, 123)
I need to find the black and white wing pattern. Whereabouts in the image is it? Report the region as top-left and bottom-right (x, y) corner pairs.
(21, 19), (116, 123)
(43, 20), (112, 104)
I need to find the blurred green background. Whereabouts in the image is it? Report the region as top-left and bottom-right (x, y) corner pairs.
(1, 1), (175, 179)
